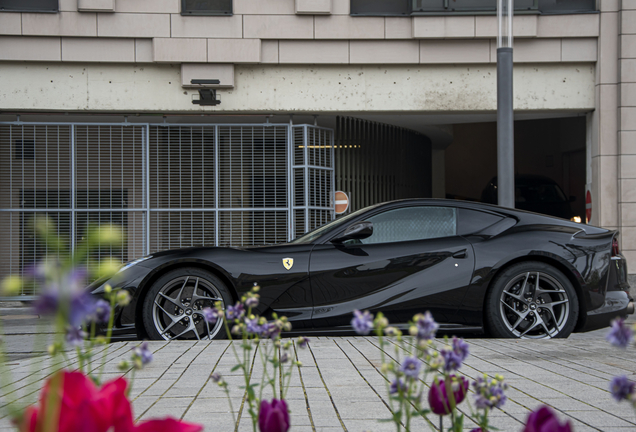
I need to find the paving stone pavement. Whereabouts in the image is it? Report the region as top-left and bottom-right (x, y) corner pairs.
(0, 330), (636, 432)
(0, 306), (635, 431)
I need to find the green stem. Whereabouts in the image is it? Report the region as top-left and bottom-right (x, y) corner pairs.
(98, 294), (117, 381)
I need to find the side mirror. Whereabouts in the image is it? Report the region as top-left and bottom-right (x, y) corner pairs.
(332, 221), (373, 243)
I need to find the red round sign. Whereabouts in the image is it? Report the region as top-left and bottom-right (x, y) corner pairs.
(335, 191), (349, 215)
(585, 190), (592, 223)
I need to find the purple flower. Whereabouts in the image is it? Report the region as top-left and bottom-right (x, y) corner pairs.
(201, 307), (218, 324)
(68, 293), (97, 327)
(610, 375), (635, 401)
(522, 405), (572, 432)
(400, 357), (422, 379)
(415, 311), (438, 340)
(245, 317), (266, 336)
(89, 299), (111, 324)
(280, 353), (289, 364)
(65, 326), (86, 347)
(258, 399), (290, 432)
(440, 337), (470, 372)
(607, 318), (633, 348)
(33, 292), (59, 316)
(226, 303), (245, 321)
(351, 310), (374, 335)
(428, 375), (469, 416)
(297, 336), (309, 349)
(210, 372), (222, 383)
(472, 375), (508, 409)
(390, 378), (407, 395)
(245, 296), (259, 309)
(132, 342), (153, 366)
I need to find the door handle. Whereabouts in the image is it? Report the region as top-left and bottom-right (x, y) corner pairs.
(452, 249), (467, 259)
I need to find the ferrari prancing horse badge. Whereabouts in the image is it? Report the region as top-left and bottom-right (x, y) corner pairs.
(282, 258), (294, 271)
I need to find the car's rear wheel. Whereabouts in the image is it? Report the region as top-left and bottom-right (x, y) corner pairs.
(485, 261), (578, 339)
(142, 267), (232, 340)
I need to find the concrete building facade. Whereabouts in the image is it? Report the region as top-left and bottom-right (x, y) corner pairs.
(0, 0), (635, 288)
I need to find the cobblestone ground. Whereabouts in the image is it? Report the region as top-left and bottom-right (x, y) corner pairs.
(0, 310), (635, 431)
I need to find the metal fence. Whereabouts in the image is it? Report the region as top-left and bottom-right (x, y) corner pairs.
(0, 122), (334, 298)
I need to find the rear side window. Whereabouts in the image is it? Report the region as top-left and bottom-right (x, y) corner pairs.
(360, 206), (457, 244)
(458, 208), (504, 236)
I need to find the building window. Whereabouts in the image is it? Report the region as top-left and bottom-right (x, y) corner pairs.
(0, 0), (58, 12)
(14, 140), (35, 160)
(350, 0), (595, 16)
(181, 0), (232, 15)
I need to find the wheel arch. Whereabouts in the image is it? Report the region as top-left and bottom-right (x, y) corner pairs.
(133, 260), (238, 339)
(482, 254), (587, 335)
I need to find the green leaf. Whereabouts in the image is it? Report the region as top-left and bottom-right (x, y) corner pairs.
(230, 364), (243, 372)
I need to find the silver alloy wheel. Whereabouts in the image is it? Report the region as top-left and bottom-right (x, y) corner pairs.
(152, 275), (224, 340)
(499, 271), (570, 338)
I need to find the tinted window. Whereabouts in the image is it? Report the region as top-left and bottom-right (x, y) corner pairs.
(358, 206), (457, 244)
(458, 208), (504, 235)
(0, 0), (58, 12)
(181, 0), (232, 15)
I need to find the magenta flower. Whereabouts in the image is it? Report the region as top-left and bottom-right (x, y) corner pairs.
(522, 406), (572, 432)
(428, 375), (469, 415)
(258, 399), (290, 432)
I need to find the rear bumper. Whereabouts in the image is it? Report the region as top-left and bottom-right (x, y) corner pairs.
(577, 255), (632, 333)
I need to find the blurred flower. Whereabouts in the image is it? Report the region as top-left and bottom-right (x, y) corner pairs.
(389, 378), (407, 395)
(201, 307), (218, 324)
(245, 316), (266, 336)
(610, 375), (635, 402)
(94, 258), (122, 280)
(1, 275), (23, 296)
(132, 342), (153, 369)
(607, 318), (633, 349)
(472, 374), (508, 409)
(428, 375), (469, 416)
(115, 290), (131, 307)
(245, 295), (259, 309)
(522, 405), (572, 432)
(440, 337), (470, 372)
(210, 372), (222, 383)
(297, 336), (309, 349)
(280, 353), (289, 364)
(351, 310), (374, 335)
(90, 224), (123, 246)
(90, 299), (111, 324)
(384, 326), (401, 337)
(413, 311), (438, 341)
(65, 326), (87, 347)
(400, 357), (422, 379)
(226, 303), (245, 321)
(133, 417), (203, 432)
(258, 399), (290, 432)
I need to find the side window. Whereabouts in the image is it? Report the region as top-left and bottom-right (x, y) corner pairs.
(358, 206), (457, 245)
(457, 208), (504, 235)
(181, 0), (232, 15)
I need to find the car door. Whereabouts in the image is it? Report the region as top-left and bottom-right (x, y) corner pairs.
(309, 205), (475, 328)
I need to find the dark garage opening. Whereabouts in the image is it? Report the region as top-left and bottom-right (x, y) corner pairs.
(445, 117), (587, 222)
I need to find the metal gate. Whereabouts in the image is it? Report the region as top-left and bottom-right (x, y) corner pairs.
(0, 122), (334, 298)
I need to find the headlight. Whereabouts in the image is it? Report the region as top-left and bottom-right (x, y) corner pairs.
(118, 255), (153, 273)
(570, 216), (582, 223)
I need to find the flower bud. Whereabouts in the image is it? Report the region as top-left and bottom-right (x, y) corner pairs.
(1, 276), (22, 296)
(104, 284), (113, 294)
(117, 360), (130, 371)
(116, 290), (131, 307)
(95, 258), (121, 280)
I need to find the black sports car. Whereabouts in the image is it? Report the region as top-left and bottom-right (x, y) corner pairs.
(89, 199), (633, 340)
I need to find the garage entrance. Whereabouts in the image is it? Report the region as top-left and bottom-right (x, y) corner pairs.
(445, 117), (587, 222)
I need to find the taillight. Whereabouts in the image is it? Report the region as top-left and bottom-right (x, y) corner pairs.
(612, 238), (620, 257)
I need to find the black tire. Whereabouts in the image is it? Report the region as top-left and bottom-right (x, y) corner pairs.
(142, 267), (232, 340)
(485, 261), (578, 339)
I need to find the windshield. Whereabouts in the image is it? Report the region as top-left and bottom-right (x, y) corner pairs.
(290, 205), (377, 244)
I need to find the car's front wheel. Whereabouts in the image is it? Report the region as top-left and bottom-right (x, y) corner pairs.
(485, 261), (578, 339)
(142, 267), (232, 340)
